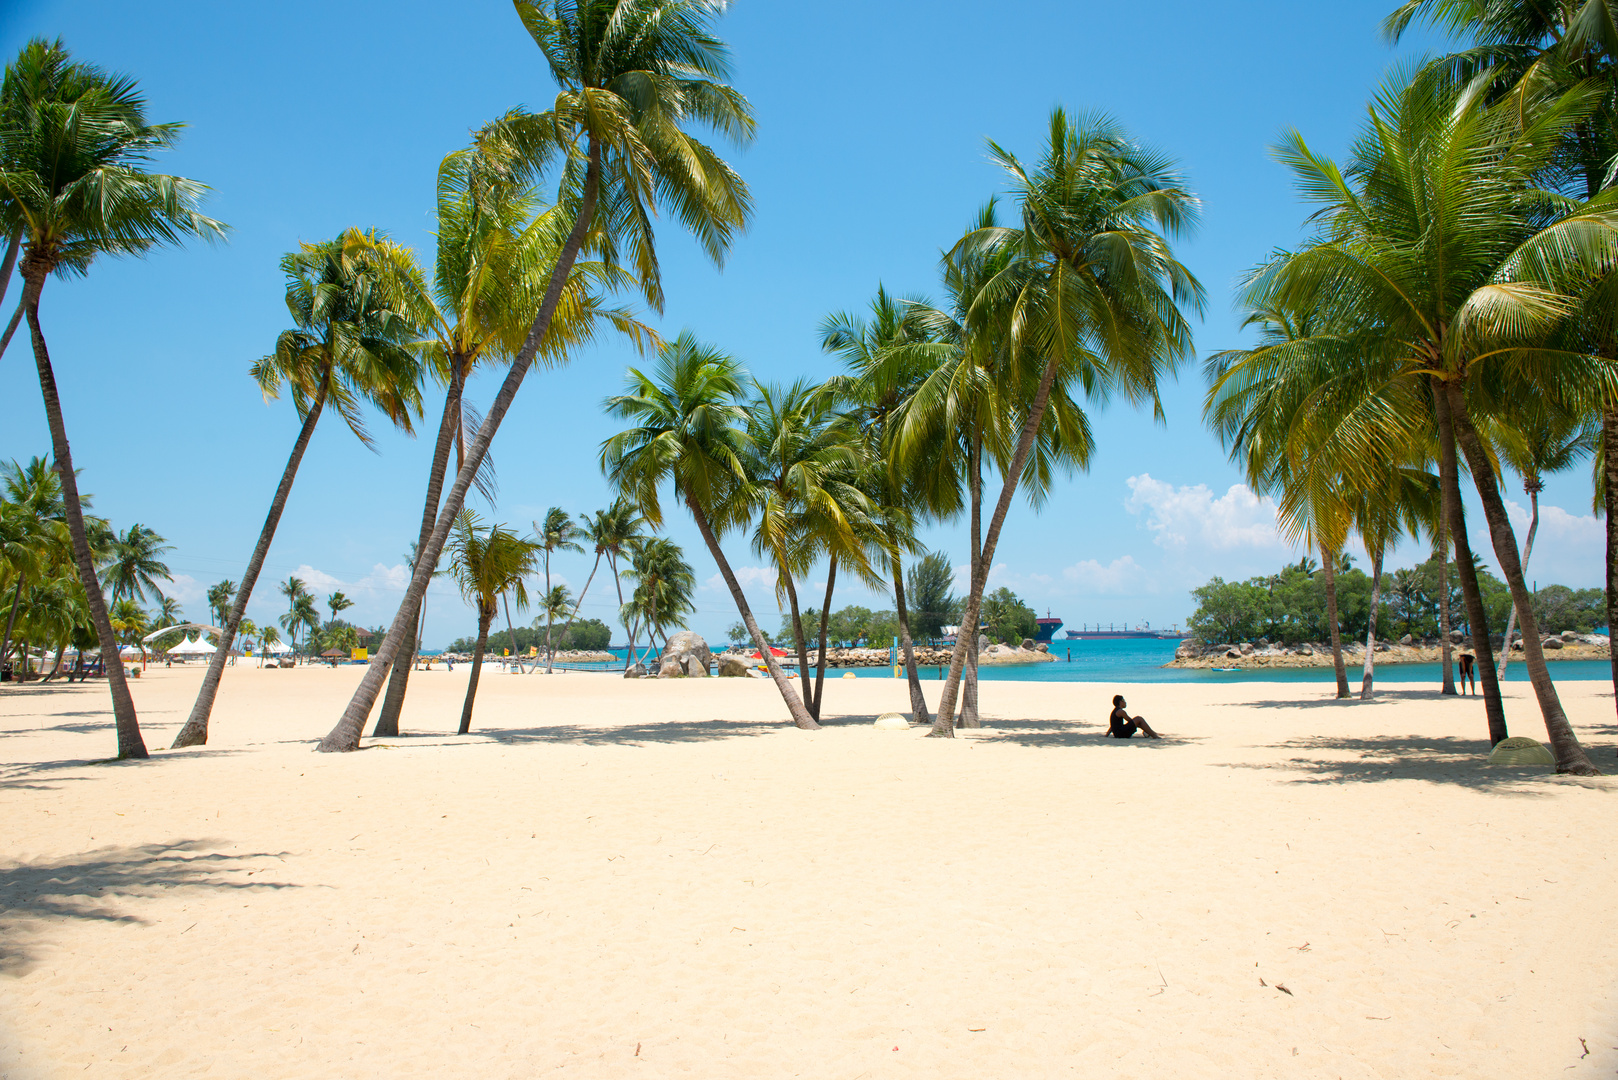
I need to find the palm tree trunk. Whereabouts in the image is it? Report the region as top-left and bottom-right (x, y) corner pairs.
(172, 383), (329, 747)
(41, 643), (64, 683)
(1498, 480), (1540, 681)
(375, 359), (465, 737)
(932, 355), (1063, 735)
(782, 572), (813, 704)
(1361, 544), (1384, 699)
(892, 552), (930, 726)
(1445, 382), (1597, 775)
(1604, 409), (1618, 739)
(686, 494), (817, 728)
(544, 553), (555, 675)
(556, 552), (602, 658)
(1437, 521), (1456, 695)
(810, 555), (837, 719)
(1, 573), (24, 679)
(1434, 378), (1505, 740)
(22, 273), (144, 758)
(963, 435), (983, 727)
(502, 591), (520, 672)
(320, 140), (604, 752)
(458, 607), (493, 735)
(1321, 540), (1350, 698)
(613, 555), (638, 671)
(0, 228), (20, 364)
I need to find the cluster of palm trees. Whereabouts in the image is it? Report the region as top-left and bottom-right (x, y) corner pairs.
(0, 454), (186, 682)
(1203, 1), (1618, 775)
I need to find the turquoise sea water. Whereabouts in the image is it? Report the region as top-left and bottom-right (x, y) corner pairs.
(471, 639), (1613, 685)
(829, 637), (1615, 685)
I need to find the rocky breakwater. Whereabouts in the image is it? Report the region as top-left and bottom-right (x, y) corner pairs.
(976, 639), (1058, 665)
(1166, 631), (1611, 670)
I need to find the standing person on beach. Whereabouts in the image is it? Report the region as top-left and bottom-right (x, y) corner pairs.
(1457, 650), (1476, 696)
(1106, 695), (1163, 739)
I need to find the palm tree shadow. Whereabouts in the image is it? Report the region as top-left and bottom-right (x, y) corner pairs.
(1222, 734), (1612, 793)
(1227, 689), (1466, 710)
(963, 718), (1207, 749)
(458, 717), (787, 747)
(0, 839), (296, 975)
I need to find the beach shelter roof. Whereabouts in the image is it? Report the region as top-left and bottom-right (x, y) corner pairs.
(750, 647), (790, 658)
(260, 640), (292, 655)
(320, 648), (346, 658)
(170, 635), (217, 656)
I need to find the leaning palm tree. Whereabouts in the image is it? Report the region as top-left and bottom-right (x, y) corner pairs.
(366, 145), (650, 736)
(1247, 70), (1618, 772)
(2, 38), (225, 756)
(535, 506), (583, 673)
(557, 498), (644, 665)
(100, 523), (171, 606)
(902, 111), (1203, 735)
(1494, 405), (1596, 677)
(602, 332), (817, 726)
(446, 510), (539, 734)
(322, 0), (754, 752)
(171, 231), (424, 748)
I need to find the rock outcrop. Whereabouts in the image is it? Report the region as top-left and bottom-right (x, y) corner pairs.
(658, 631), (712, 677)
(716, 655), (749, 678)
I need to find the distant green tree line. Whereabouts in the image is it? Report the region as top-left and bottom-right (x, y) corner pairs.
(444, 618), (611, 656)
(1188, 555), (1604, 646)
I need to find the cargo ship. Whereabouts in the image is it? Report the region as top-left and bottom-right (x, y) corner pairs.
(1034, 613), (1063, 642)
(1064, 621), (1184, 640)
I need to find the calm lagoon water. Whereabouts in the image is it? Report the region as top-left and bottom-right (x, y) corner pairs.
(828, 636), (1614, 685)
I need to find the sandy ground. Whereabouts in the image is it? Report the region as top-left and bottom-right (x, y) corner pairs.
(2, 663), (1616, 1079)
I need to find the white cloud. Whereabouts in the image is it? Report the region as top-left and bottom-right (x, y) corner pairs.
(952, 561), (1009, 592)
(1124, 474), (1287, 552)
(1504, 499), (1604, 546)
(1061, 555), (1150, 595)
(163, 573), (207, 606)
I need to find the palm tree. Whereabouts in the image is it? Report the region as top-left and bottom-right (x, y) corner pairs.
(534, 584), (572, 658)
(3, 38), (224, 757)
(741, 378), (876, 716)
(365, 145), (650, 736)
(108, 598), (148, 668)
(101, 523), (172, 606)
(0, 456), (67, 672)
(602, 332), (817, 726)
(902, 111), (1203, 735)
(1247, 71), (1618, 772)
(535, 506), (583, 673)
(322, 0), (754, 751)
(171, 230), (424, 748)
(447, 511), (539, 734)
(558, 498), (644, 665)
(278, 576), (310, 654)
(1349, 464), (1436, 698)
(621, 537), (694, 660)
(327, 590), (354, 626)
(1495, 406), (1596, 677)
(206, 579), (236, 629)
(257, 624), (281, 664)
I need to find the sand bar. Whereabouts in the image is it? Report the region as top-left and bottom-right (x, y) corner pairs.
(2, 666), (1616, 1078)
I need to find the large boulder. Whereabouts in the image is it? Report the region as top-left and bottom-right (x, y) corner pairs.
(716, 655), (749, 678)
(1542, 637), (1563, 650)
(1020, 638), (1036, 651)
(659, 631), (712, 677)
(1239, 642), (1255, 656)
(1399, 634), (1413, 646)
(624, 662), (647, 678)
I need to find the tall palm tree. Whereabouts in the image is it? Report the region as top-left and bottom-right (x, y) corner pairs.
(534, 583), (572, 657)
(1390, 0), (1618, 723)
(278, 576), (309, 653)
(820, 286), (943, 723)
(1248, 70), (1618, 772)
(0, 456), (67, 672)
(1495, 405), (1596, 677)
(323, 0), (754, 751)
(602, 332), (816, 726)
(366, 145), (650, 736)
(535, 506), (583, 672)
(327, 590), (353, 626)
(902, 111), (1203, 735)
(100, 523), (171, 606)
(741, 378), (877, 716)
(2, 38), (225, 757)
(206, 579), (236, 629)
(171, 231), (424, 748)
(621, 536), (694, 659)
(447, 510), (539, 734)
(558, 498), (643, 664)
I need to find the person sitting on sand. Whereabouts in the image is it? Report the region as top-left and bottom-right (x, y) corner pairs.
(1107, 694), (1162, 739)
(1457, 650), (1476, 696)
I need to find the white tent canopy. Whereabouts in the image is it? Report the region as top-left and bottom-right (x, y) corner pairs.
(169, 635), (217, 657)
(260, 640), (292, 655)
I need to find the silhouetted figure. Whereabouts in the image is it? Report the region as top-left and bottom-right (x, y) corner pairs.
(1107, 694), (1162, 739)
(1457, 651), (1476, 696)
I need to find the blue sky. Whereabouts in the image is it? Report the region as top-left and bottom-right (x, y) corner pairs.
(1, 1), (1605, 647)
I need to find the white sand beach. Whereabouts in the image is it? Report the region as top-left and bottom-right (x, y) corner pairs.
(3, 667), (1616, 1079)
